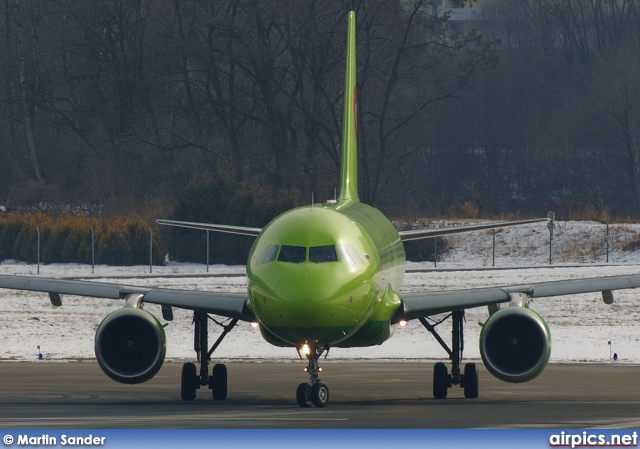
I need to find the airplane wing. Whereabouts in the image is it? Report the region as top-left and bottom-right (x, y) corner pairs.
(0, 220), (261, 321)
(397, 273), (640, 320)
(398, 218), (549, 241)
(156, 219), (262, 237)
(0, 274), (254, 321)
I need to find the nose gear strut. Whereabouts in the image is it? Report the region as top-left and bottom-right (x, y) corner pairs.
(296, 345), (330, 407)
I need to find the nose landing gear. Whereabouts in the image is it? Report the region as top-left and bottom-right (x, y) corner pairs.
(296, 345), (330, 408)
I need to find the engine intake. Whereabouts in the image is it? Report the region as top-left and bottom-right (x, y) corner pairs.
(95, 308), (166, 384)
(479, 306), (551, 383)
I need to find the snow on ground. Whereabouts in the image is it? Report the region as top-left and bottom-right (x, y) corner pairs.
(1, 220), (640, 364)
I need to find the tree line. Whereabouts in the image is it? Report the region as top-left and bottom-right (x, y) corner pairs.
(418, 0), (640, 220)
(0, 0), (494, 218)
(0, 0), (639, 223)
(0, 212), (165, 265)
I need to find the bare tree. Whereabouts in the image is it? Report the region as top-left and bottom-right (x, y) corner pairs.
(0, 0), (46, 182)
(356, 0), (497, 205)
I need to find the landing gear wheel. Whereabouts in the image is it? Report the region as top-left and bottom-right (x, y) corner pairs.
(181, 362), (197, 401)
(311, 382), (330, 408)
(463, 363), (479, 399)
(433, 362), (449, 399)
(296, 383), (312, 408)
(210, 363), (228, 400)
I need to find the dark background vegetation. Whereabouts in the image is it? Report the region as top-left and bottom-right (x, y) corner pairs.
(0, 0), (639, 262)
(0, 212), (165, 265)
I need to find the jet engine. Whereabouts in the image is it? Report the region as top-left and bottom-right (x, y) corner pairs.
(94, 307), (166, 384)
(479, 306), (551, 383)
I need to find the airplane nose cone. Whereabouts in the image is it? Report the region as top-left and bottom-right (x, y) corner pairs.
(271, 269), (343, 324)
(249, 265), (375, 346)
(274, 271), (328, 303)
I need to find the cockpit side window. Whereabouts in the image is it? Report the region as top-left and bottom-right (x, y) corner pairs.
(261, 245), (279, 264)
(278, 245), (306, 263)
(309, 245), (338, 263)
(338, 244), (365, 265)
(345, 244), (364, 264)
(256, 245), (272, 264)
(337, 245), (355, 265)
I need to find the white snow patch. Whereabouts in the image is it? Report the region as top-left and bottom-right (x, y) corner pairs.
(1, 220), (640, 364)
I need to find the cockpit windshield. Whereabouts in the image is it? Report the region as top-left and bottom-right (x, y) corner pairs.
(278, 245), (306, 263)
(255, 243), (365, 265)
(309, 245), (338, 263)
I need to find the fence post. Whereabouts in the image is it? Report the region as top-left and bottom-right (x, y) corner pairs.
(206, 230), (210, 273)
(433, 237), (437, 268)
(547, 211), (555, 265)
(91, 227), (95, 274)
(492, 229), (496, 267)
(149, 227), (153, 274)
(606, 223), (610, 263)
(37, 226), (40, 274)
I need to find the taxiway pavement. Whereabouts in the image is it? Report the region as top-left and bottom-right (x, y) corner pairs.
(0, 361), (638, 428)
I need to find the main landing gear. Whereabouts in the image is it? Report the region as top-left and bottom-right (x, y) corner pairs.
(420, 310), (479, 399)
(181, 311), (238, 401)
(296, 345), (330, 408)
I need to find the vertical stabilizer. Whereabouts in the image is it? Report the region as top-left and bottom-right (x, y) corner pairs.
(339, 11), (359, 203)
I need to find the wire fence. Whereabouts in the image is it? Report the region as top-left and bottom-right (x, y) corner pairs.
(6, 227), (158, 274)
(4, 214), (640, 274)
(435, 221), (640, 267)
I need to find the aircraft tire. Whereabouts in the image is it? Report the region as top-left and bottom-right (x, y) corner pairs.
(181, 362), (197, 401)
(311, 382), (330, 408)
(463, 363), (479, 399)
(211, 363), (228, 400)
(296, 383), (312, 408)
(433, 362), (448, 399)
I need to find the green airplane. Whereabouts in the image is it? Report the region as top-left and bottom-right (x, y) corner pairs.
(2, 11), (640, 408)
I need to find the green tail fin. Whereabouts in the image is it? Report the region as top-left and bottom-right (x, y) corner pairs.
(339, 11), (359, 203)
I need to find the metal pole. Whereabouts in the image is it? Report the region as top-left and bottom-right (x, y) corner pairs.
(433, 237), (437, 268)
(547, 211), (555, 265)
(492, 229), (496, 267)
(37, 226), (40, 274)
(91, 227), (95, 274)
(206, 230), (210, 273)
(149, 227), (153, 274)
(606, 223), (610, 263)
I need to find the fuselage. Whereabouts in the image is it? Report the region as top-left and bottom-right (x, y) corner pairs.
(246, 199), (405, 349)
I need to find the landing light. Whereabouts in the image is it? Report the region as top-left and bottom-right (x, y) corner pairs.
(250, 322), (259, 328)
(301, 344), (311, 356)
(398, 320), (407, 327)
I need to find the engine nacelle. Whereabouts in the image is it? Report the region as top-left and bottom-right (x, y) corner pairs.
(95, 307), (166, 384)
(479, 306), (551, 383)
